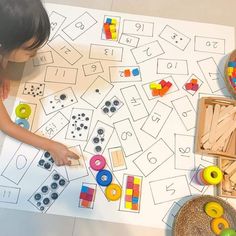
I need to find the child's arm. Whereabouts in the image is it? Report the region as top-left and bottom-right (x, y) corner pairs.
(0, 99), (79, 165)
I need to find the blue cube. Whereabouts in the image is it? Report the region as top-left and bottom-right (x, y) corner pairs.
(132, 197), (139, 204)
(81, 186), (89, 193)
(132, 68), (140, 76)
(228, 61), (236, 67)
(106, 18), (112, 24)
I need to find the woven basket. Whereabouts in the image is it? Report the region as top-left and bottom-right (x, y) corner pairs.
(173, 195), (236, 236)
(224, 49), (236, 99)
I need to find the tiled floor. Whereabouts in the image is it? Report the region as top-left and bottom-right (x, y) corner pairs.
(1, 0), (236, 235)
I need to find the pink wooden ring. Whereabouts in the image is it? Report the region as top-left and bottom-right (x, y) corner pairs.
(90, 155), (106, 171)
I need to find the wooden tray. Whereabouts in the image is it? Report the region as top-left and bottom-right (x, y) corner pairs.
(173, 195), (236, 236)
(224, 49), (236, 99)
(195, 97), (236, 159)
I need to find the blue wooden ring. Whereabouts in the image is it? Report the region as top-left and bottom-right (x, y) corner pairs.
(15, 119), (30, 130)
(96, 169), (112, 186)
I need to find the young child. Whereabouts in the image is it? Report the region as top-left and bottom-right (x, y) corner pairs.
(0, 0), (80, 166)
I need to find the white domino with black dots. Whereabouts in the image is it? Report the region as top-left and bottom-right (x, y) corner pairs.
(101, 96), (123, 117)
(29, 170), (69, 212)
(38, 151), (55, 171)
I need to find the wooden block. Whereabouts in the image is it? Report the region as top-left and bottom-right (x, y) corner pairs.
(226, 129), (236, 154)
(203, 105), (213, 135)
(202, 114), (234, 146)
(221, 159), (234, 171)
(225, 161), (236, 175)
(124, 69), (131, 77)
(111, 149), (125, 168)
(218, 105), (236, 122)
(230, 171), (236, 184)
(209, 104), (221, 144)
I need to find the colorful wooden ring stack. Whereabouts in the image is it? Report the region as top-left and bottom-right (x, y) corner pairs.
(89, 154), (122, 201)
(15, 104), (31, 130)
(196, 166), (223, 185)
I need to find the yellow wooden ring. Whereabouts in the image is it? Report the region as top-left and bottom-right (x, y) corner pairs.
(205, 202), (224, 218)
(15, 104), (31, 119)
(211, 217), (230, 235)
(105, 184), (122, 201)
(203, 166), (223, 185)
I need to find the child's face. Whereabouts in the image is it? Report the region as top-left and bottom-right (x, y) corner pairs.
(7, 38), (38, 63)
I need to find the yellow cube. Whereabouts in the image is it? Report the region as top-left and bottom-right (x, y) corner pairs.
(134, 177), (141, 185)
(228, 67), (234, 73)
(156, 84), (162, 90)
(126, 189), (133, 195)
(149, 83), (158, 89)
(125, 202), (132, 209)
(111, 18), (117, 25)
(109, 25), (116, 33)
(111, 32), (117, 40)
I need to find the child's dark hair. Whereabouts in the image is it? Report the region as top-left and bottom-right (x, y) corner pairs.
(0, 0), (50, 53)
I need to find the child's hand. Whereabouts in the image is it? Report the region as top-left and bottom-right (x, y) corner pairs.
(0, 78), (10, 100)
(47, 141), (80, 166)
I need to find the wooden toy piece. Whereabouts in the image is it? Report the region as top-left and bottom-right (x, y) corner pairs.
(15, 103), (31, 119)
(191, 78), (198, 84)
(149, 83), (158, 89)
(209, 104), (221, 145)
(222, 174), (233, 193)
(159, 80), (166, 87)
(185, 82), (192, 90)
(203, 105), (213, 136)
(132, 68), (140, 76)
(221, 159), (234, 172)
(165, 81), (172, 88)
(230, 172), (236, 184)
(106, 18), (112, 24)
(218, 105), (236, 123)
(159, 86), (169, 97)
(204, 201), (224, 218)
(192, 83), (199, 91)
(124, 69), (131, 77)
(111, 149), (125, 168)
(103, 23), (110, 33)
(105, 31), (112, 39)
(152, 89), (159, 96)
(90, 155), (106, 171)
(81, 200), (91, 208)
(225, 161), (236, 176)
(111, 32), (117, 40)
(109, 24), (116, 33)
(211, 217), (230, 235)
(15, 118), (30, 130)
(105, 184), (122, 201)
(212, 119), (236, 151)
(111, 18), (117, 25)
(203, 166), (223, 185)
(202, 113), (234, 148)
(224, 130), (236, 153)
(220, 228), (236, 236)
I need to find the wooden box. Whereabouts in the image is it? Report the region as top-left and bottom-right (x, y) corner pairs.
(218, 157), (236, 198)
(195, 97), (236, 159)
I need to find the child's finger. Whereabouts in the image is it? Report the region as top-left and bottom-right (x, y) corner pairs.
(55, 160), (64, 166)
(67, 150), (80, 160)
